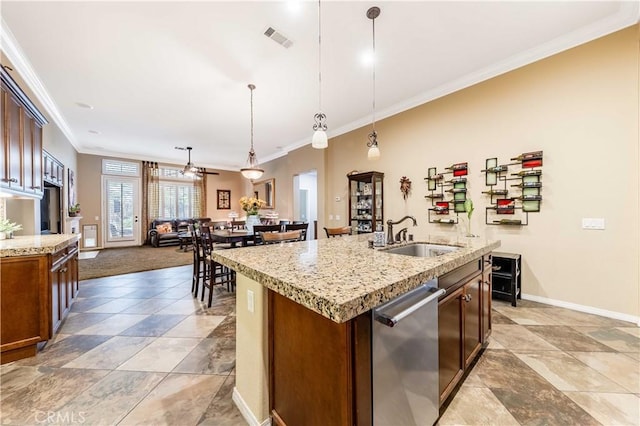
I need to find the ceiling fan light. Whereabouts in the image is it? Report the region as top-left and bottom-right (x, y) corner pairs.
(312, 129), (328, 149)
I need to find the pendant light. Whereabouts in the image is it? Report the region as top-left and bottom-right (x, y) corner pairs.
(240, 84), (264, 180)
(311, 0), (328, 149)
(366, 6), (381, 160)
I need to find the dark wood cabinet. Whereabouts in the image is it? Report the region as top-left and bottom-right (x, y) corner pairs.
(0, 66), (47, 197)
(43, 150), (64, 187)
(438, 285), (464, 403)
(0, 241), (79, 364)
(50, 242), (79, 335)
(348, 171), (384, 234)
(438, 256), (493, 406)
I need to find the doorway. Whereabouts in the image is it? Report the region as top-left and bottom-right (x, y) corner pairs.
(293, 170), (318, 240)
(102, 176), (140, 247)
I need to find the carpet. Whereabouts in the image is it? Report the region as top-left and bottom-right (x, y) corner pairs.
(79, 245), (192, 280)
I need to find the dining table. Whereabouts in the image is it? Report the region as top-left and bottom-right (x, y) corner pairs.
(211, 229), (254, 248)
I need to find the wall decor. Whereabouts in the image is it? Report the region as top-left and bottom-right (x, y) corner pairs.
(68, 168), (76, 209)
(424, 162), (468, 224)
(399, 176), (412, 200)
(482, 150), (543, 226)
(217, 189), (231, 210)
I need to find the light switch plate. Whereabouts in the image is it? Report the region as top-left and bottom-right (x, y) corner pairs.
(335, 196), (341, 202)
(335, 215), (341, 221)
(329, 214), (334, 220)
(582, 218), (605, 230)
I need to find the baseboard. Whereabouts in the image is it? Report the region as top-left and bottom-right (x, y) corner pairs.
(522, 293), (640, 326)
(232, 387), (271, 426)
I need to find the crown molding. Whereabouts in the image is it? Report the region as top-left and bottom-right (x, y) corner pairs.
(1, 19), (78, 150)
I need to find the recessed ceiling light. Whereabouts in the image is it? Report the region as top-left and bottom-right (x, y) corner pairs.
(75, 102), (94, 109)
(286, 1), (302, 15)
(88, 130), (100, 134)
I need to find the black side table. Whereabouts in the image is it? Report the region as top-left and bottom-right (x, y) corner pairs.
(491, 252), (521, 306)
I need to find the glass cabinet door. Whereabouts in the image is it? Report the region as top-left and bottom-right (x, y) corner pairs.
(348, 171), (384, 234)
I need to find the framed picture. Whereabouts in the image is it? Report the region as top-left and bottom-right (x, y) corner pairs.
(217, 190), (231, 210)
(68, 168), (76, 208)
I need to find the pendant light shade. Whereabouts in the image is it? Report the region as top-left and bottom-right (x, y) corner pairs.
(311, 0), (328, 149)
(240, 84), (264, 180)
(366, 6), (381, 160)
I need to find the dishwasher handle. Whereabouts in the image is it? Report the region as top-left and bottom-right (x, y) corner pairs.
(375, 287), (446, 328)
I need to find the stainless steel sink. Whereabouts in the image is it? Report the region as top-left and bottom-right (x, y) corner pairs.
(383, 243), (458, 258)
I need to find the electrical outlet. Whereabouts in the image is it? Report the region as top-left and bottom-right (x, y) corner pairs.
(335, 196), (341, 202)
(247, 290), (254, 313)
(582, 218), (605, 230)
(94, 216), (99, 221)
(329, 214), (334, 220)
(335, 215), (340, 221)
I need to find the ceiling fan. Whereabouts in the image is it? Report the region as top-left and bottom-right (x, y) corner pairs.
(174, 146), (219, 177)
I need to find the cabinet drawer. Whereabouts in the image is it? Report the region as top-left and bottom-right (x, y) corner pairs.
(439, 259), (482, 292)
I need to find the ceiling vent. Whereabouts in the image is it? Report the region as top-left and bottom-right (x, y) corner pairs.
(264, 27), (293, 48)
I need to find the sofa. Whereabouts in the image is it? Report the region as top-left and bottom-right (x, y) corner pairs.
(147, 217), (211, 247)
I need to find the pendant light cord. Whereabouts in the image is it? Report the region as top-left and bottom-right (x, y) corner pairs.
(318, 0), (322, 112)
(250, 85), (255, 151)
(372, 14), (376, 132)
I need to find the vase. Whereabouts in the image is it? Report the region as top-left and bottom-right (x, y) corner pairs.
(246, 214), (261, 234)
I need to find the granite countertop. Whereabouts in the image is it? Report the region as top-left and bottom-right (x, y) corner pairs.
(0, 234), (80, 257)
(212, 234), (500, 323)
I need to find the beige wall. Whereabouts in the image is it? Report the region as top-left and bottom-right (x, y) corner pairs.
(205, 170), (245, 221)
(256, 144), (327, 233)
(323, 26), (639, 319)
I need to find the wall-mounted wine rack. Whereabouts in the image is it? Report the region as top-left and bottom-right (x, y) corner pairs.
(424, 162), (468, 224)
(483, 151), (543, 226)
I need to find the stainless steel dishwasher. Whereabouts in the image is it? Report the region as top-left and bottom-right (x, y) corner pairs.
(372, 279), (445, 426)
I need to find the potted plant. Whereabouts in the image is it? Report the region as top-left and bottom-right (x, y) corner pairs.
(69, 203), (81, 217)
(0, 218), (23, 240)
(464, 199), (476, 237)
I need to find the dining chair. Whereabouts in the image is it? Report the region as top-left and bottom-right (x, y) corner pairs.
(324, 226), (352, 238)
(261, 230), (302, 244)
(252, 224), (281, 245)
(231, 220), (246, 230)
(278, 220), (290, 231)
(189, 224), (206, 297)
(199, 225), (236, 306)
(284, 223), (308, 240)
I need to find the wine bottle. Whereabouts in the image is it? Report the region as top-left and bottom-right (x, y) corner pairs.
(444, 162), (468, 171)
(482, 189), (508, 195)
(436, 218), (456, 224)
(433, 205), (449, 213)
(481, 165), (508, 173)
(447, 177), (467, 184)
(445, 188), (467, 193)
(511, 182), (542, 188)
(511, 169), (542, 177)
(514, 194), (542, 201)
(428, 173), (444, 181)
(494, 219), (522, 225)
(424, 194), (444, 199)
(510, 151), (542, 161)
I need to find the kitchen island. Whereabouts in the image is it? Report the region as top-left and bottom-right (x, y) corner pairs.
(212, 234), (499, 426)
(1, 234), (80, 364)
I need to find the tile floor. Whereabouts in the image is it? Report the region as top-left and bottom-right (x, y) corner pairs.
(1, 265), (638, 425)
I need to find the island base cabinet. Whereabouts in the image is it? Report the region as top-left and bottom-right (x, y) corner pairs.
(0, 255), (49, 364)
(269, 291), (371, 426)
(438, 286), (464, 404)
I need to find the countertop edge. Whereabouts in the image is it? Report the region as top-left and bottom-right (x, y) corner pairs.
(213, 239), (500, 323)
(0, 234), (80, 257)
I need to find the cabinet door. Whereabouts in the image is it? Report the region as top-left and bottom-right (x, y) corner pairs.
(438, 286), (464, 404)
(463, 278), (482, 368)
(1, 88), (8, 187)
(6, 93), (24, 190)
(30, 121), (43, 195)
(22, 110), (34, 193)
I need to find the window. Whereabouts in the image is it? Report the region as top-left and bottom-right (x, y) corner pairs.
(157, 166), (203, 218)
(102, 159), (140, 176)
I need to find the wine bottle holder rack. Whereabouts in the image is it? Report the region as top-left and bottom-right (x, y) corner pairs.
(424, 162), (468, 224)
(483, 151), (543, 226)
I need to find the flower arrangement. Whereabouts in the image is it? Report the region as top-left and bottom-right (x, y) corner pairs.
(239, 196), (266, 216)
(69, 203), (81, 216)
(0, 218), (22, 239)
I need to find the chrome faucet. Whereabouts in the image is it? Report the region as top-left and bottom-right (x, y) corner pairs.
(387, 216), (418, 245)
